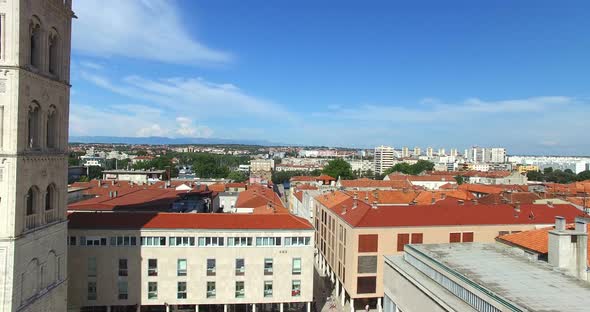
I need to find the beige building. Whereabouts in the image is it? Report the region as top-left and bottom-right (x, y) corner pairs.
(67, 212), (314, 312)
(0, 0), (73, 311)
(312, 190), (582, 312)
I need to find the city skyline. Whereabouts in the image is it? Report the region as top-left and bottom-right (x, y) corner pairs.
(70, 0), (590, 155)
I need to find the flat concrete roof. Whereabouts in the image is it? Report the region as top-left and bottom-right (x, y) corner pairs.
(393, 243), (590, 312)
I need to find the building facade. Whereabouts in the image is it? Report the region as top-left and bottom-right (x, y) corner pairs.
(67, 213), (314, 312)
(0, 0), (73, 311)
(373, 146), (394, 175)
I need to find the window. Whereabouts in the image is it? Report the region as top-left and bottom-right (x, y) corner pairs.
(81, 236), (107, 246)
(292, 280), (301, 297)
(256, 237), (282, 246)
(177, 282), (187, 299)
(292, 258), (302, 275)
(357, 276), (377, 294)
(357, 256), (377, 274)
(449, 232), (461, 243)
(198, 236), (224, 247)
(46, 106), (58, 149)
(358, 234), (378, 252)
(397, 234), (410, 252)
(118, 281), (128, 300)
(264, 258), (273, 275)
(29, 18), (41, 68)
(45, 184), (56, 211)
(148, 259), (157, 276)
(69, 236), (76, 246)
(48, 30), (59, 75)
(284, 236), (310, 246)
(235, 258), (245, 276)
(27, 102), (40, 149)
(87, 257), (97, 277)
(141, 236), (166, 246)
(118, 259), (128, 277)
(235, 281), (245, 298)
(26, 187), (36, 216)
(177, 259), (187, 276)
(264, 281), (273, 297)
(169, 236), (195, 247)
(228, 237), (253, 246)
(462, 232), (474, 243)
(206, 282), (216, 298)
(206, 259), (216, 276)
(498, 231), (509, 236)
(111, 236), (137, 246)
(87, 281), (97, 300)
(411, 233), (423, 244)
(148, 282), (157, 299)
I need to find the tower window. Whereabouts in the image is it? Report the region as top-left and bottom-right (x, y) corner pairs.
(45, 184), (56, 211)
(29, 17), (42, 68)
(27, 102), (40, 150)
(26, 187), (36, 216)
(48, 30), (59, 76)
(46, 106), (57, 149)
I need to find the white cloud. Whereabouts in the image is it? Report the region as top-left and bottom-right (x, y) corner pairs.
(72, 0), (231, 65)
(137, 124), (169, 137)
(79, 61), (104, 70)
(80, 72), (293, 119)
(175, 117), (213, 138)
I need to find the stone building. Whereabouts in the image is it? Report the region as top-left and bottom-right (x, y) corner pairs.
(0, 0), (74, 311)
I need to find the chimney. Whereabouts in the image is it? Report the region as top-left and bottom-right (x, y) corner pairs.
(514, 201), (521, 213)
(441, 193), (446, 200)
(431, 197), (436, 204)
(371, 201), (378, 209)
(112, 180), (115, 186)
(547, 200), (554, 208)
(352, 197), (358, 209)
(471, 199), (478, 205)
(353, 192), (358, 201)
(458, 200), (464, 205)
(341, 205), (347, 215)
(548, 217), (588, 281)
(97, 180), (101, 187)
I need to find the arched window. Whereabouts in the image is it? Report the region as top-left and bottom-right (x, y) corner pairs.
(45, 184), (56, 211)
(26, 187), (36, 216)
(21, 259), (39, 302)
(48, 29), (59, 76)
(46, 106), (57, 149)
(45, 251), (57, 288)
(27, 102), (40, 149)
(29, 17), (42, 68)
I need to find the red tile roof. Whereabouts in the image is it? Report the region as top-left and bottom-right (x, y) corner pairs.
(478, 192), (541, 205)
(339, 178), (412, 189)
(316, 191), (584, 228)
(458, 184), (505, 195)
(497, 224), (590, 265)
(68, 212), (313, 230)
(294, 191), (304, 203)
(234, 184), (288, 213)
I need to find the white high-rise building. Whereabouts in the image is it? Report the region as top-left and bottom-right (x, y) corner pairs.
(487, 147), (507, 163)
(426, 147), (434, 158)
(413, 147), (421, 157)
(438, 148), (446, 156)
(0, 1), (73, 311)
(374, 145), (395, 174)
(450, 148), (458, 157)
(401, 146), (409, 158)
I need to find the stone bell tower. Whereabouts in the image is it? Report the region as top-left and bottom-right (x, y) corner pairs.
(0, 0), (74, 311)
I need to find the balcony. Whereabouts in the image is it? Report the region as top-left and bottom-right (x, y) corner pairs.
(44, 209), (58, 224)
(235, 267), (245, 276)
(25, 214), (38, 230)
(206, 289), (216, 298)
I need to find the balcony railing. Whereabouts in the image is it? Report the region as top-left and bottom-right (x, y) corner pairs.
(25, 214), (38, 230)
(44, 209), (58, 224)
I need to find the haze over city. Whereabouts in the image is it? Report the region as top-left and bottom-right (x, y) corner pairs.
(69, 0), (590, 155)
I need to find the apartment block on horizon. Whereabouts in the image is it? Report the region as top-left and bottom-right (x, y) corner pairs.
(374, 146), (395, 175)
(312, 190), (583, 312)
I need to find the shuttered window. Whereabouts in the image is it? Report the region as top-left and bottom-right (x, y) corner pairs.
(358, 234), (378, 252)
(397, 234), (410, 252)
(462, 232), (474, 242)
(411, 233), (423, 244)
(357, 276), (377, 294)
(357, 256), (377, 273)
(449, 232), (461, 243)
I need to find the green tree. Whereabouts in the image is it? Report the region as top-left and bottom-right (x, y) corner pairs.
(526, 170), (545, 182)
(227, 171), (248, 182)
(454, 175), (465, 185)
(87, 166), (103, 180)
(310, 169), (322, 176)
(383, 160), (435, 176)
(322, 159), (353, 180)
(543, 167), (554, 175)
(577, 170), (590, 181)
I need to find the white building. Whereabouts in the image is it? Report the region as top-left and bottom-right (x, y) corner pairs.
(0, 1), (74, 311)
(347, 159), (375, 173)
(487, 147), (507, 163)
(426, 147), (434, 158)
(374, 145), (395, 174)
(401, 147), (410, 158)
(413, 147), (421, 157)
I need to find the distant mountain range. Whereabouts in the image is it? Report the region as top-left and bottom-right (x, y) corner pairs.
(69, 136), (278, 146)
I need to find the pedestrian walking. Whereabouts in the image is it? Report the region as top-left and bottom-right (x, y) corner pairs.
(365, 304), (370, 312)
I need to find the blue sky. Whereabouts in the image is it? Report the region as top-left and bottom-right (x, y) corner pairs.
(70, 0), (590, 155)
